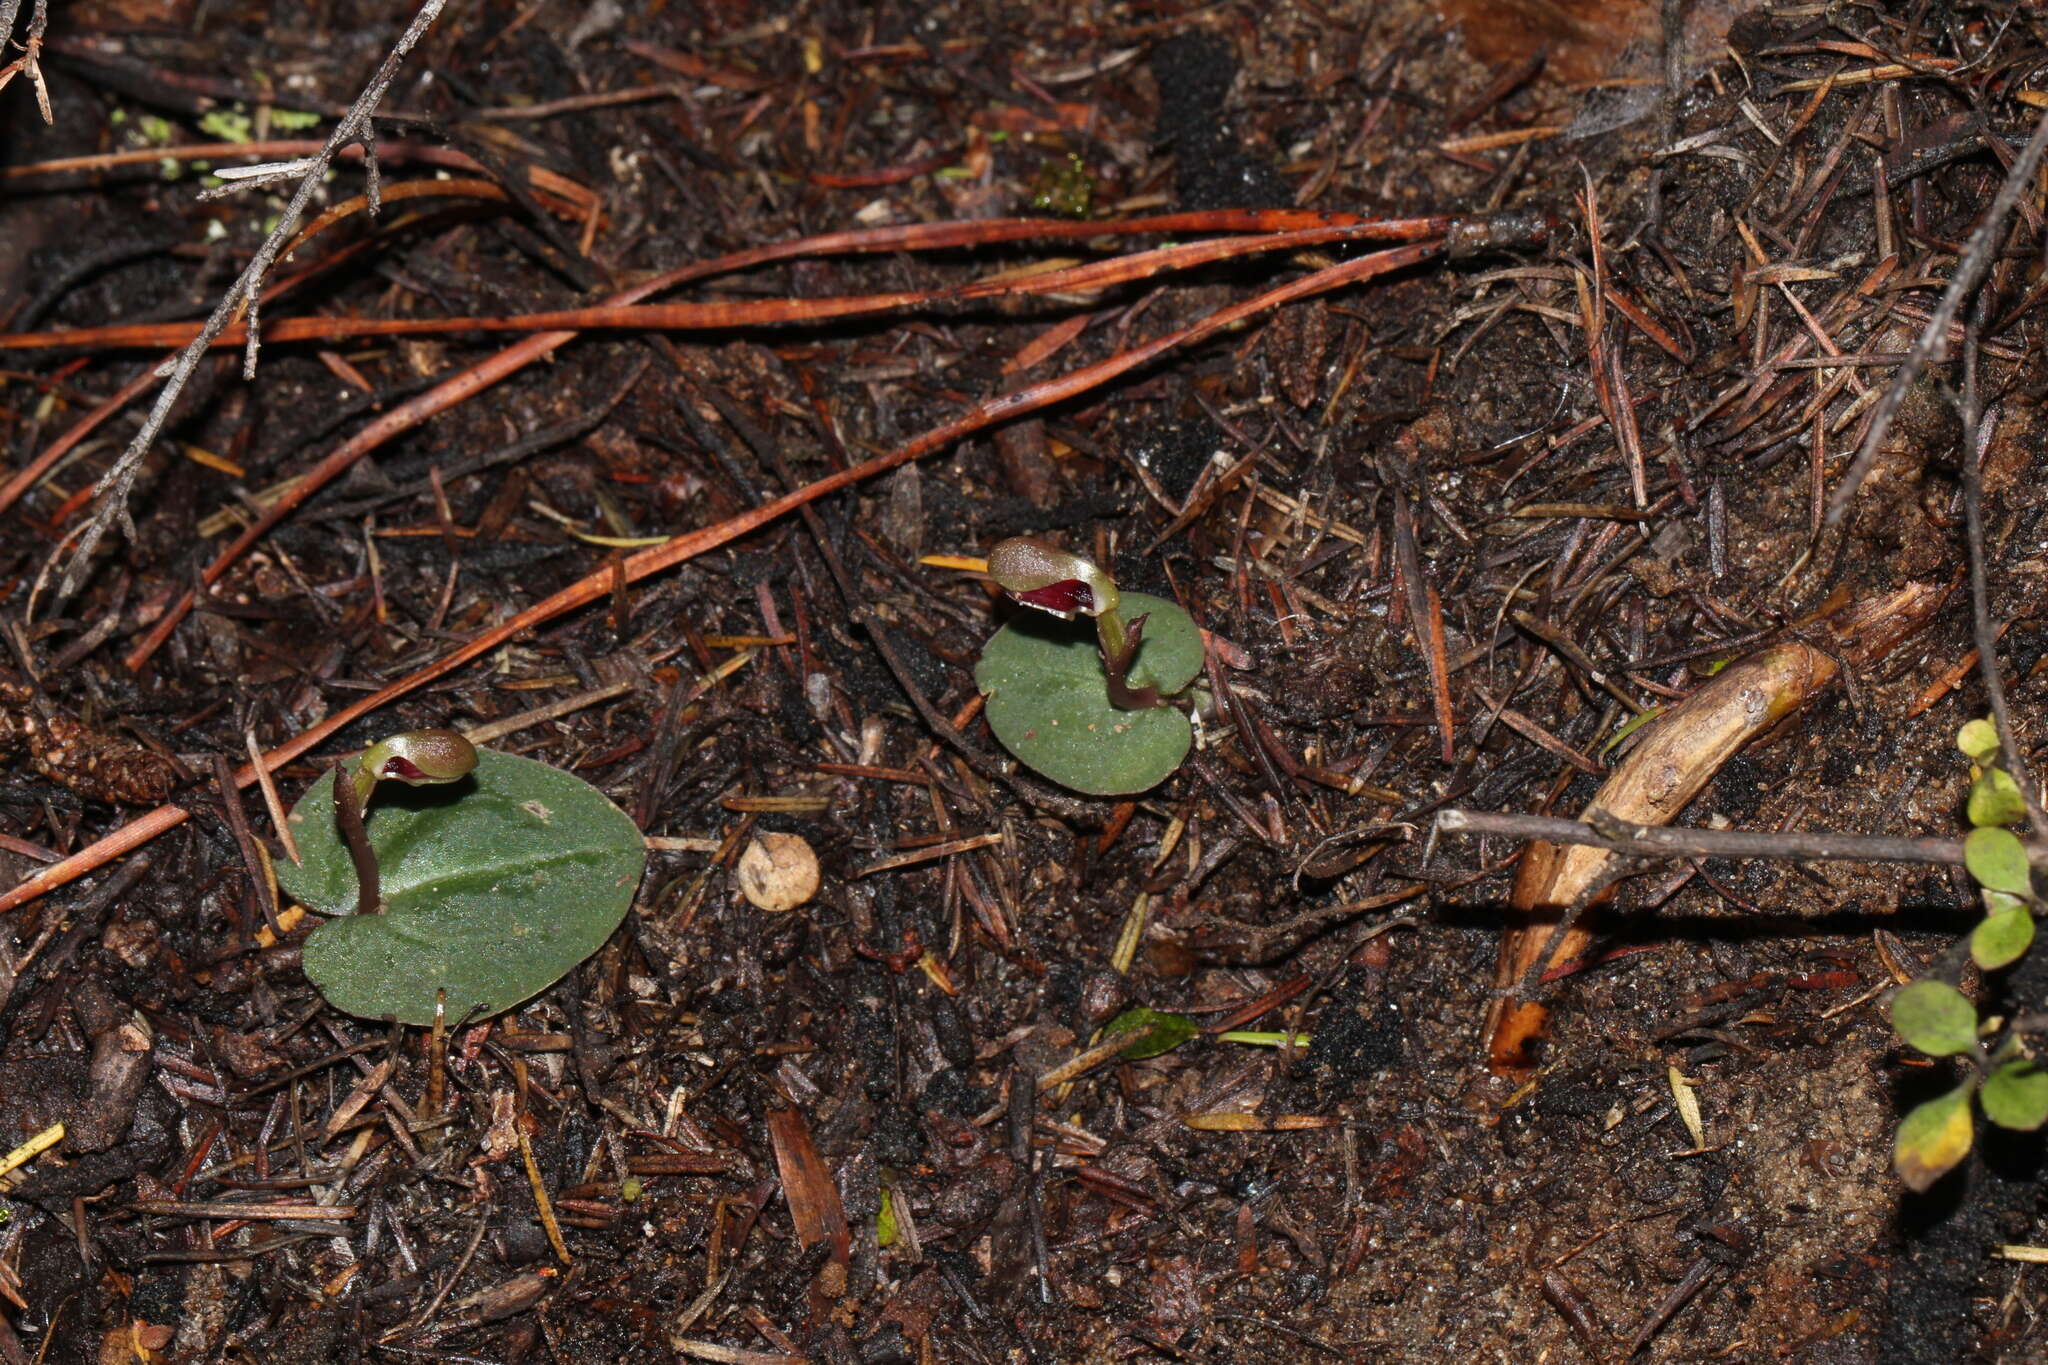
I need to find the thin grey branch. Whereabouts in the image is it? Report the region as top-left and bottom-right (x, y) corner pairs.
(1958, 294), (2048, 841)
(50, 0), (447, 606)
(1436, 807), (1976, 869)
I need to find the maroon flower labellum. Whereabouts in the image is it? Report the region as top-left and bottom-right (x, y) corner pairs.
(986, 536), (1120, 619)
(1012, 578), (1094, 617)
(379, 755), (428, 782)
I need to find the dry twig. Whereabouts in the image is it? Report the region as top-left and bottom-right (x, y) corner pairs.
(0, 0), (50, 123)
(1438, 807), (1982, 869)
(52, 0), (447, 603)
(1956, 294), (2048, 841)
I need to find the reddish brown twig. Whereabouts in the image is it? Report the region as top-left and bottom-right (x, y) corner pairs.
(0, 212), (1460, 355)
(0, 365), (158, 518)
(123, 223), (1450, 671)
(0, 138), (599, 211)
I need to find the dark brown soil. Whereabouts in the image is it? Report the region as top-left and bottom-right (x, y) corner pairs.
(0, 1), (2042, 1362)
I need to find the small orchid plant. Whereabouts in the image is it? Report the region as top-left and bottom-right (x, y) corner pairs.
(276, 729), (648, 1025)
(974, 538), (1205, 796)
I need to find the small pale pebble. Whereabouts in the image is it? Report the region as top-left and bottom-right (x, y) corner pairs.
(738, 832), (820, 913)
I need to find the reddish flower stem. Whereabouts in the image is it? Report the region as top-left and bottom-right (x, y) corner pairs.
(1096, 610), (1163, 710)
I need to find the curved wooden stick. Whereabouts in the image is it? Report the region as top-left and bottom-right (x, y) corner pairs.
(1482, 582), (1946, 1076)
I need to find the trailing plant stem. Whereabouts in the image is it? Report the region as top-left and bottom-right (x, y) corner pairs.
(1959, 292), (2048, 843)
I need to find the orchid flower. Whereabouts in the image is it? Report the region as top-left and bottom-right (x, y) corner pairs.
(986, 537), (1121, 620)
(986, 538), (1161, 710)
(333, 729), (479, 915)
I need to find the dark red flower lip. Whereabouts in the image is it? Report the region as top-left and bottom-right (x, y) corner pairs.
(379, 755), (428, 782)
(1011, 578), (1093, 616)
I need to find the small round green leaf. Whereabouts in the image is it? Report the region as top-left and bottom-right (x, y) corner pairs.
(277, 747), (648, 1025)
(975, 592), (1204, 796)
(1971, 904), (2035, 971)
(1980, 1059), (2048, 1131)
(1890, 980), (1979, 1057)
(1964, 827), (2032, 896)
(1894, 1081), (1977, 1192)
(1102, 1006), (1198, 1060)
(1968, 766), (2027, 829)
(1957, 717), (2001, 764)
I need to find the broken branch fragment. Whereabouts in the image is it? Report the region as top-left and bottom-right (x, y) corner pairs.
(1482, 581), (1944, 1075)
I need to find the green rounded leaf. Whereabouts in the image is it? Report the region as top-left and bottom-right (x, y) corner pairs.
(1894, 1081), (1976, 1192)
(277, 747), (648, 1025)
(975, 592), (1204, 796)
(1968, 766), (2027, 829)
(1890, 980), (1979, 1057)
(1964, 827), (2032, 896)
(1958, 717), (2001, 764)
(1102, 1006), (1198, 1060)
(1980, 1058), (2048, 1131)
(1971, 904), (2035, 971)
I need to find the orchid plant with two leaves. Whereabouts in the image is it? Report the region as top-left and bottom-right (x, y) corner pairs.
(276, 535), (1198, 1022)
